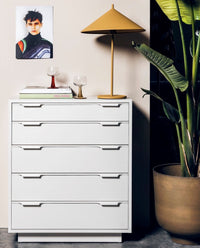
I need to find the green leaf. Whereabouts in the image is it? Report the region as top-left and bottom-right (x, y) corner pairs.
(141, 88), (163, 101)
(141, 88), (180, 123)
(164, 64), (189, 91)
(162, 101), (180, 123)
(133, 43), (189, 92)
(156, 0), (200, 24)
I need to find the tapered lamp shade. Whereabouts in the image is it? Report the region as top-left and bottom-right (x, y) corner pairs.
(81, 4), (145, 34)
(81, 4), (145, 99)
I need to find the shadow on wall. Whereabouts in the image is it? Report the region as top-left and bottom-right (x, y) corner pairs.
(96, 32), (149, 50)
(124, 103), (151, 241)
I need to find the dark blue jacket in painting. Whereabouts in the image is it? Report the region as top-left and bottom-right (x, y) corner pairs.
(16, 33), (53, 59)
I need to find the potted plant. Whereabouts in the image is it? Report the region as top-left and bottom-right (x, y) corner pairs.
(133, 0), (200, 245)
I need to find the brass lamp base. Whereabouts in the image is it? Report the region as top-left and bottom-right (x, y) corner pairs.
(98, 94), (127, 99)
(74, 96), (87, 99)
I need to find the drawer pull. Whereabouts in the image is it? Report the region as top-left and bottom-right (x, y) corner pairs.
(99, 145), (121, 150)
(20, 122), (43, 126)
(20, 146), (43, 150)
(99, 174), (121, 178)
(99, 202), (120, 207)
(100, 122), (121, 126)
(20, 174), (42, 178)
(21, 104), (43, 108)
(21, 202), (42, 207)
(99, 103), (121, 108)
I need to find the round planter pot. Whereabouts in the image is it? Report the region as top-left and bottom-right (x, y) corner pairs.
(153, 164), (200, 245)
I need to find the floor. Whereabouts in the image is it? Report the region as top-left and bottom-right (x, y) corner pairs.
(1, 228), (200, 248)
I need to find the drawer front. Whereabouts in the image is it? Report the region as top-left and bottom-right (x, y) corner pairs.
(12, 103), (129, 121)
(12, 122), (128, 145)
(11, 202), (128, 230)
(12, 174), (128, 201)
(12, 145), (129, 173)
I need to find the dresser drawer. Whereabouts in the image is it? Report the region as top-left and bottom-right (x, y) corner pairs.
(12, 103), (129, 121)
(12, 122), (128, 145)
(12, 174), (128, 201)
(11, 202), (128, 231)
(12, 145), (129, 173)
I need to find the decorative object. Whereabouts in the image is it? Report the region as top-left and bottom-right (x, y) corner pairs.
(9, 98), (132, 242)
(16, 6), (53, 59)
(133, 0), (200, 244)
(19, 86), (73, 99)
(73, 75), (87, 99)
(154, 164), (200, 245)
(81, 4), (144, 99)
(47, 66), (58, 88)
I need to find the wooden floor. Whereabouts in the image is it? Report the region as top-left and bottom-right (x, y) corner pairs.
(0, 228), (199, 248)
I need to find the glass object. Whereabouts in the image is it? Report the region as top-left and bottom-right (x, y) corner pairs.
(73, 75), (87, 99)
(47, 66), (58, 88)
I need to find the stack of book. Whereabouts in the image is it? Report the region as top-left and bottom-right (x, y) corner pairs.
(19, 86), (73, 99)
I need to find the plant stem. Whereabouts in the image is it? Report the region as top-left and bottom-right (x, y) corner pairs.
(174, 0), (195, 176)
(197, 95), (200, 132)
(189, 2), (196, 147)
(196, 100), (200, 171)
(193, 34), (200, 89)
(191, 3), (196, 59)
(190, 3), (200, 169)
(175, 0), (195, 154)
(175, 0), (188, 79)
(175, 123), (189, 176)
(192, 34), (200, 160)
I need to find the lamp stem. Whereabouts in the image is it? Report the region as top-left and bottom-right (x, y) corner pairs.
(111, 34), (114, 96)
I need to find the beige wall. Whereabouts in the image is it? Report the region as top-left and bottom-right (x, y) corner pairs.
(0, 0), (150, 228)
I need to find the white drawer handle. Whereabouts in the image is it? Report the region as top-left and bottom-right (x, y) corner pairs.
(100, 122), (121, 126)
(20, 174), (42, 178)
(20, 122), (43, 126)
(99, 104), (121, 108)
(20, 146), (43, 150)
(99, 202), (120, 207)
(21, 104), (43, 108)
(99, 146), (121, 150)
(20, 202), (42, 207)
(99, 174), (121, 178)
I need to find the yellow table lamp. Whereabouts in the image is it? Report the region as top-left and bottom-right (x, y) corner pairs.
(81, 4), (145, 99)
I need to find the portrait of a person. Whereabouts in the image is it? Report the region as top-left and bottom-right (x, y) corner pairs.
(16, 10), (53, 59)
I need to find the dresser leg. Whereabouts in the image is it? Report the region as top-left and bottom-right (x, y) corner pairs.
(18, 233), (122, 242)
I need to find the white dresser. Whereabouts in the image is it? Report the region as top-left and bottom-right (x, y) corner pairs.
(9, 98), (132, 242)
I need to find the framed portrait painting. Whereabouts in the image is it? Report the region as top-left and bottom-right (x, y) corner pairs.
(16, 6), (53, 59)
